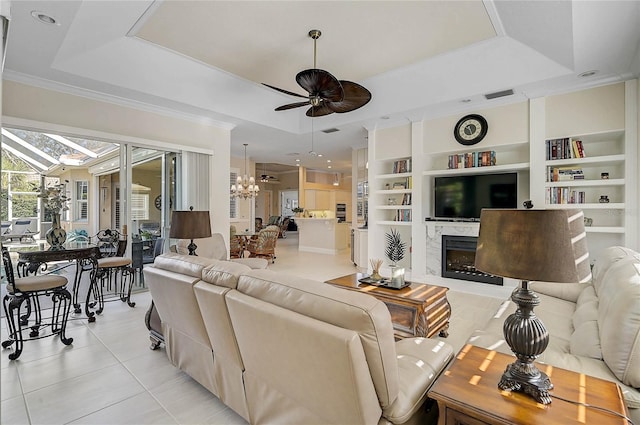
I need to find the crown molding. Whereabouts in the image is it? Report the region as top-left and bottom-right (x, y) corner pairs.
(3, 70), (237, 131)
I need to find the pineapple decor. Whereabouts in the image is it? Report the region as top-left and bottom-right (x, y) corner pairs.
(385, 228), (406, 266)
(385, 228), (407, 288)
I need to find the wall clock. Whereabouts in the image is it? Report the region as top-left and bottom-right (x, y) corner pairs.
(154, 195), (162, 210)
(454, 114), (488, 145)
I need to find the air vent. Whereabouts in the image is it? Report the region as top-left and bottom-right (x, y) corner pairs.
(322, 128), (340, 134)
(484, 89), (514, 100)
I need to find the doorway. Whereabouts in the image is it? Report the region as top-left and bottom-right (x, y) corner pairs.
(280, 190), (298, 218)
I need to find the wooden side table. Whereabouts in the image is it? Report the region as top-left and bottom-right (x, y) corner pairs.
(428, 345), (630, 425)
(325, 273), (450, 339)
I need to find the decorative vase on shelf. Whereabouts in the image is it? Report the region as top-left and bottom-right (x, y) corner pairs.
(46, 213), (67, 249)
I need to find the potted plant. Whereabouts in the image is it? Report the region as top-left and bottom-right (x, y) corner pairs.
(385, 228), (407, 288)
(292, 207), (304, 217)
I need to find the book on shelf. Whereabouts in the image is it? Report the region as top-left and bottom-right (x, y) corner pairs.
(401, 193), (412, 205)
(545, 187), (586, 204)
(447, 150), (496, 169)
(395, 209), (412, 222)
(392, 159), (411, 174)
(547, 166), (584, 182)
(546, 138), (586, 160)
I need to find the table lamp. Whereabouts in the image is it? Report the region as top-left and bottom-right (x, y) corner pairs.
(169, 206), (212, 255)
(475, 208), (591, 404)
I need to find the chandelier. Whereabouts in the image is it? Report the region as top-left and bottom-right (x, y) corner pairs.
(231, 144), (259, 199)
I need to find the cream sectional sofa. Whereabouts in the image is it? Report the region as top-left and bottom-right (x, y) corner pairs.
(144, 253), (454, 425)
(469, 246), (640, 422)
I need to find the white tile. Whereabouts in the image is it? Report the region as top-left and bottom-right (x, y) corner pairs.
(67, 391), (177, 425)
(1, 395), (30, 425)
(150, 373), (240, 424)
(17, 343), (120, 393)
(122, 349), (183, 391)
(1, 364), (22, 401)
(25, 363), (145, 424)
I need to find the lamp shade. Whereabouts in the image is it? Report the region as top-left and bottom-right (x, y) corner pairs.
(169, 210), (212, 240)
(475, 209), (591, 283)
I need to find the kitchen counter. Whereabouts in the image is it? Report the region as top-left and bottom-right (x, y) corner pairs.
(296, 218), (349, 254)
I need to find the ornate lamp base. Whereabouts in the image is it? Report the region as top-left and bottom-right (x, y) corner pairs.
(499, 360), (553, 404)
(187, 240), (198, 256)
(500, 280), (553, 404)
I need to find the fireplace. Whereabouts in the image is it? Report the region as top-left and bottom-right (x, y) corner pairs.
(441, 235), (503, 285)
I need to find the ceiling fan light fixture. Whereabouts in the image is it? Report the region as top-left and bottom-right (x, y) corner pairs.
(263, 29), (371, 116)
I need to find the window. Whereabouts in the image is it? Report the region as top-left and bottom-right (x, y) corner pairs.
(75, 181), (89, 221)
(131, 193), (149, 220)
(230, 169), (238, 219)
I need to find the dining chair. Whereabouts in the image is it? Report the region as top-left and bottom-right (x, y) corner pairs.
(229, 225), (244, 258)
(246, 226), (279, 263)
(1, 247), (73, 360)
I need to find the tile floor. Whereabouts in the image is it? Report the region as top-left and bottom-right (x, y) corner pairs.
(1, 232), (505, 424)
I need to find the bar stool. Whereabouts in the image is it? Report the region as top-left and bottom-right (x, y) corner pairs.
(93, 230), (135, 311)
(1, 247), (73, 360)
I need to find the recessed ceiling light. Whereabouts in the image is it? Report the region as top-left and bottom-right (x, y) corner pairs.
(31, 10), (59, 25)
(318, 154), (323, 157)
(579, 70), (598, 78)
(328, 165), (332, 169)
(327, 159), (331, 163)
(295, 159), (300, 162)
(461, 99), (472, 103)
(381, 116), (390, 120)
(296, 163), (300, 167)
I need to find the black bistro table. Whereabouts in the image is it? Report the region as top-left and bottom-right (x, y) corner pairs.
(16, 242), (102, 322)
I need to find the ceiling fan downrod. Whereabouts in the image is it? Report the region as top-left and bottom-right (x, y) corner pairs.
(309, 29), (321, 69)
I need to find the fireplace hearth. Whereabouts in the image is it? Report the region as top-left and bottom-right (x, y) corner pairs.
(441, 235), (503, 285)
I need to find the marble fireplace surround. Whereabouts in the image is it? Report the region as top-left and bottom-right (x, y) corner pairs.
(424, 221), (517, 299)
(425, 221), (481, 277)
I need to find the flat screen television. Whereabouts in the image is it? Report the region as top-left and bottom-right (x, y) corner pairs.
(434, 173), (517, 219)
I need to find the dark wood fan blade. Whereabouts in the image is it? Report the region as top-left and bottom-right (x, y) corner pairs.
(296, 69), (343, 102)
(262, 83), (309, 99)
(275, 101), (310, 111)
(306, 103), (335, 117)
(326, 81), (372, 113)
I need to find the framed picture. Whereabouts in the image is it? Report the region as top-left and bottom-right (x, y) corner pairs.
(393, 182), (406, 189)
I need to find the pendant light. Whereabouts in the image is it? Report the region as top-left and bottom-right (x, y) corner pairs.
(230, 144), (259, 199)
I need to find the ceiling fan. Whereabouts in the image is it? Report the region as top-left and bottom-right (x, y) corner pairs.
(260, 163), (279, 183)
(260, 173), (279, 183)
(263, 30), (372, 117)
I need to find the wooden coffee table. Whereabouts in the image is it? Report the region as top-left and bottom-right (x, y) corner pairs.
(325, 273), (450, 339)
(429, 345), (630, 425)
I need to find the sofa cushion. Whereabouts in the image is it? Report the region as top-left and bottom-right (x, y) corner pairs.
(201, 261), (251, 289)
(153, 253), (212, 278)
(176, 233), (227, 260)
(572, 299), (598, 329)
(529, 281), (589, 303)
(230, 258), (268, 269)
(592, 246), (638, 295)
(576, 284), (597, 307)
(236, 269), (399, 408)
(570, 320), (602, 359)
(386, 338), (453, 423)
(597, 256), (640, 388)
